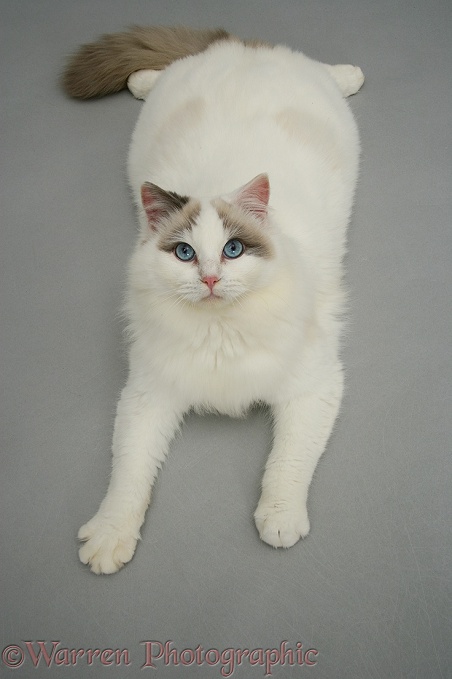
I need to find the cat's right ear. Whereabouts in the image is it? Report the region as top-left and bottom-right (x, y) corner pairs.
(141, 182), (189, 231)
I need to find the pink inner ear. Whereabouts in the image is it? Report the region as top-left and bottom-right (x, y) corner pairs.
(141, 182), (190, 231)
(141, 184), (164, 230)
(235, 173), (270, 219)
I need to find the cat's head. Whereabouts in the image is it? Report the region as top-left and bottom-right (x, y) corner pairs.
(134, 174), (278, 306)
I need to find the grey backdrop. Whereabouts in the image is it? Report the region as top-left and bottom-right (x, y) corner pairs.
(1, 1), (451, 678)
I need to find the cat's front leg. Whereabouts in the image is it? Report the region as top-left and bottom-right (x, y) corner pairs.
(255, 369), (343, 548)
(78, 382), (184, 574)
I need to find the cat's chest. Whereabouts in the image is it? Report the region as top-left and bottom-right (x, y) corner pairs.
(190, 319), (249, 364)
(151, 315), (292, 414)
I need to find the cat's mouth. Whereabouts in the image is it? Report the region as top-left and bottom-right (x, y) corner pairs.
(198, 285), (229, 303)
(203, 291), (223, 302)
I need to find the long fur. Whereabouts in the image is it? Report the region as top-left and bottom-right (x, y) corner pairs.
(62, 25), (233, 98)
(67, 28), (364, 574)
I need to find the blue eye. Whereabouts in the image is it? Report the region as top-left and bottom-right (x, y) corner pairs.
(175, 242), (195, 261)
(223, 239), (244, 259)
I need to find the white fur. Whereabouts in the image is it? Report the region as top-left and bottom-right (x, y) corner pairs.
(79, 41), (363, 573)
(127, 69), (161, 99)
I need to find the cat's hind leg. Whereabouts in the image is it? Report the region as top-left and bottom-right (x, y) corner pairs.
(324, 64), (364, 97)
(127, 69), (161, 100)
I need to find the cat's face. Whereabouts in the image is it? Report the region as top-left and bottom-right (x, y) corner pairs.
(137, 175), (277, 306)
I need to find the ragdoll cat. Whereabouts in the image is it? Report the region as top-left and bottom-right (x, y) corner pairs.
(63, 26), (364, 574)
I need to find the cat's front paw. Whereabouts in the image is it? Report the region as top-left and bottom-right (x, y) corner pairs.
(254, 497), (310, 548)
(78, 514), (139, 574)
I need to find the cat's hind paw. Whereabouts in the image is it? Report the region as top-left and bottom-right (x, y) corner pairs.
(78, 515), (139, 574)
(325, 64), (365, 97)
(127, 69), (161, 100)
(254, 498), (310, 548)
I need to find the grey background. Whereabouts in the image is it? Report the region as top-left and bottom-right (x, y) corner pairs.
(1, 1), (451, 678)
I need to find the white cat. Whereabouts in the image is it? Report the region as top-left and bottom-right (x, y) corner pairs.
(64, 27), (364, 573)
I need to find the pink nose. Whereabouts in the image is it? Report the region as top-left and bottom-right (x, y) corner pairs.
(202, 275), (220, 291)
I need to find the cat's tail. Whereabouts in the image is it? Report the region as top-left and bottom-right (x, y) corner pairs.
(62, 25), (233, 99)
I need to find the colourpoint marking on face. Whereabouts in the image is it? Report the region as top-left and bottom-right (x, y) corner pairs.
(137, 175), (276, 305)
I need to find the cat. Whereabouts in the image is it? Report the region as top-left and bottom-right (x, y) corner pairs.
(63, 25), (364, 574)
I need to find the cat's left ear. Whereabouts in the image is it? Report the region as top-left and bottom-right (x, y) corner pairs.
(141, 182), (189, 231)
(227, 173), (270, 221)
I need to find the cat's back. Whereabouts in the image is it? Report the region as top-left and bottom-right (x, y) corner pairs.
(128, 40), (359, 236)
(143, 41), (331, 117)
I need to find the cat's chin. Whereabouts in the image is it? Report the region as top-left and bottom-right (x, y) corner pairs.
(188, 288), (233, 305)
(173, 290), (235, 307)
(201, 292), (224, 302)
(198, 296), (229, 308)
(198, 291), (243, 306)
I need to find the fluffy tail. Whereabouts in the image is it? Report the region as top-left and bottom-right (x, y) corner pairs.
(62, 25), (233, 99)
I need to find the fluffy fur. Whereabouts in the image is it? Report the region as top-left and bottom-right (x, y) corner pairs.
(62, 25), (234, 98)
(67, 28), (364, 573)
